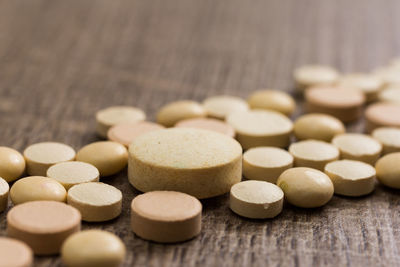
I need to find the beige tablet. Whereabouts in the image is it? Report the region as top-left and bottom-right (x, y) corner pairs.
(0, 147), (25, 182)
(0, 237), (33, 267)
(175, 118), (235, 138)
(247, 89), (296, 116)
(0, 177), (9, 212)
(372, 127), (400, 155)
(156, 100), (207, 127)
(375, 153), (400, 189)
(337, 73), (383, 102)
(378, 85), (400, 104)
(365, 102), (400, 133)
(294, 65), (339, 90)
(203, 95), (249, 120)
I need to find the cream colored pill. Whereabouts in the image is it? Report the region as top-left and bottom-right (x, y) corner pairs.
(156, 100), (207, 127)
(0, 237), (33, 267)
(294, 65), (339, 90)
(0, 147), (25, 182)
(373, 66), (400, 86)
(332, 133), (382, 165)
(10, 176), (66, 205)
(365, 102), (400, 133)
(372, 127), (400, 155)
(0, 177), (9, 212)
(337, 73), (383, 102)
(375, 152), (400, 189)
(47, 161), (100, 190)
(175, 118), (235, 138)
(277, 167), (334, 208)
(378, 85), (400, 104)
(247, 89), (296, 116)
(203, 95), (249, 120)
(230, 180), (284, 219)
(61, 230), (126, 267)
(96, 106), (146, 138)
(67, 182), (122, 222)
(76, 141), (128, 177)
(243, 147), (293, 183)
(226, 109), (293, 149)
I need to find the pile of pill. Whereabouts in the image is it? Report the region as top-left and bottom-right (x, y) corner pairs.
(1, 59), (400, 266)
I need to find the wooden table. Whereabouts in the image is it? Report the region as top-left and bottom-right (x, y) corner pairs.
(0, 0), (399, 266)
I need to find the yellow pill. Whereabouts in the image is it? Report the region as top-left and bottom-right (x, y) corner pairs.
(247, 89), (296, 116)
(337, 73), (383, 102)
(375, 153), (400, 189)
(0, 177), (9, 212)
(372, 127), (400, 155)
(0, 237), (33, 267)
(378, 85), (400, 104)
(0, 147), (25, 182)
(203, 95), (249, 120)
(293, 64), (339, 90)
(156, 100), (207, 127)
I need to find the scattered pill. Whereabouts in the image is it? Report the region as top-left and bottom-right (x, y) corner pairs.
(247, 89), (296, 116)
(373, 66), (400, 86)
(203, 95), (249, 120)
(0, 147), (25, 182)
(156, 100), (207, 127)
(372, 127), (400, 155)
(365, 102), (400, 133)
(337, 73), (383, 102)
(375, 152), (400, 189)
(293, 65), (339, 90)
(0, 237), (33, 267)
(378, 85), (400, 104)
(175, 118), (235, 137)
(0, 177), (9, 212)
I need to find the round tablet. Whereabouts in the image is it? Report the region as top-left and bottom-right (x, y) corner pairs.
(230, 180), (284, 219)
(10, 176), (67, 205)
(96, 106), (146, 138)
(226, 110), (293, 149)
(0, 146), (25, 182)
(67, 182), (122, 222)
(76, 141), (128, 177)
(242, 147), (293, 183)
(337, 73), (383, 102)
(365, 102), (400, 133)
(61, 230), (126, 267)
(247, 89), (296, 116)
(332, 133), (382, 165)
(375, 153), (400, 189)
(23, 142), (75, 176)
(305, 86), (365, 122)
(372, 127), (400, 155)
(289, 140), (339, 171)
(378, 85), (400, 104)
(0, 177), (9, 212)
(277, 167), (334, 208)
(203, 95), (249, 120)
(131, 191), (202, 243)
(175, 118), (235, 138)
(156, 100), (207, 127)
(128, 128), (242, 199)
(294, 113), (345, 142)
(293, 65), (339, 90)
(107, 121), (164, 147)
(47, 161), (100, 190)
(373, 67), (400, 86)
(7, 201), (81, 255)
(0, 237), (33, 267)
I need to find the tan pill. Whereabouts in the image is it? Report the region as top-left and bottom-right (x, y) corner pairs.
(247, 89), (296, 116)
(230, 180), (284, 219)
(365, 102), (400, 133)
(277, 167), (334, 208)
(0, 177), (9, 212)
(131, 191), (202, 243)
(332, 133), (382, 165)
(76, 141), (128, 177)
(378, 85), (400, 104)
(61, 230), (126, 267)
(293, 65), (339, 90)
(67, 182), (122, 222)
(0, 147), (25, 182)
(372, 127), (400, 155)
(0, 237), (33, 267)
(373, 66), (400, 86)
(242, 147), (293, 183)
(226, 110), (293, 149)
(10, 176), (66, 205)
(337, 73), (383, 102)
(203, 95), (249, 120)
(7, 200), (81, 255)
(156, 100), (207, 127)
(96, 106), (146, 138)
(175, 118), (235, 138)
(375, 152), (400, 189)
(47, 161), (100, 190)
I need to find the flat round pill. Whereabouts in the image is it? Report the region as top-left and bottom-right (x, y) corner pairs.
(76, 141), (128, 177)
(47, 161), (100, 190)
(175, 118), (235, 137)
(372, 127), (400, 155)
(203, 95), (249, 120)
(10, 176), (66, 205)
(365, 102), (400, 133)
(96, 106), (146, 138)
(107, 121), (164, 147)
(7, 201), (81, 255)
(23, 142), (75, 176)
(375, 153), (400, 189)
(243, 147), (293, 183)
(378, 85), (400, 104)
(332, 133), (382, 165)
(247, 89), (296, 116)
(0, 177), (9, 212)
(337, 73), (383, 102)
(277, 167), (334, 208)
(289, 140), (339, 171)
(131, 191), (202, 243)
(0, 147), (25, 182)
(67, 182), (122, 222)
(226, 110), (293, 149)
(156, 100), (207, 127)
(230, 180), (284, 219)
(0, 237), (33, 267)
(373, 67), (400, 86)
(293, 65), (339, 90)
(61, 230), (126, 267)
(324, 160), (376, 197)
(128, 128), (242, 199)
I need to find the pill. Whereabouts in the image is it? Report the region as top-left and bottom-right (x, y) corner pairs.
(7, 200), (81, 255)
(242, 147), (293, 183)
(378, 85), (400, 104)
(294, 113), (345, 142)
(203, 95), (249, 120)
(375, 152), (400, 189)
(131, 191), (202, 243)
(0, 237), (33, 267)
(10, 176), (66, 205)
(293, 65), (339, 90)
(289, 140), (339, 171)
(337, 73), (383, 102)
(365, 102), (400, 133)
(372, 127), (400, 155)
(226, 109), (293, 149)
(0, 147), (25, 182)
(277, 167), (334, 208)
(0, 177), (9, 212)
(96, 106), (146, 138)
(128, 128), (242, 199)
(373, 66), (400, 86)
(332, 133), (382, 165)
(305, 86), (365, 122)
(61, 230), (126, 267)
(230, 180), (284, 219)
(156, 100), (207, 127)
(67, 182), (122, 222)
(107, 121), (164, 147)
(175, 118), (235, 137)
(76, 141), (128, 177)
(247, 89), (296, 116)
(324, 160), (376, 197)
(47, 161), (100, 190)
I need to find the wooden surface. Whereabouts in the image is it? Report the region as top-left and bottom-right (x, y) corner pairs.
(0, 0), (400, 266)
